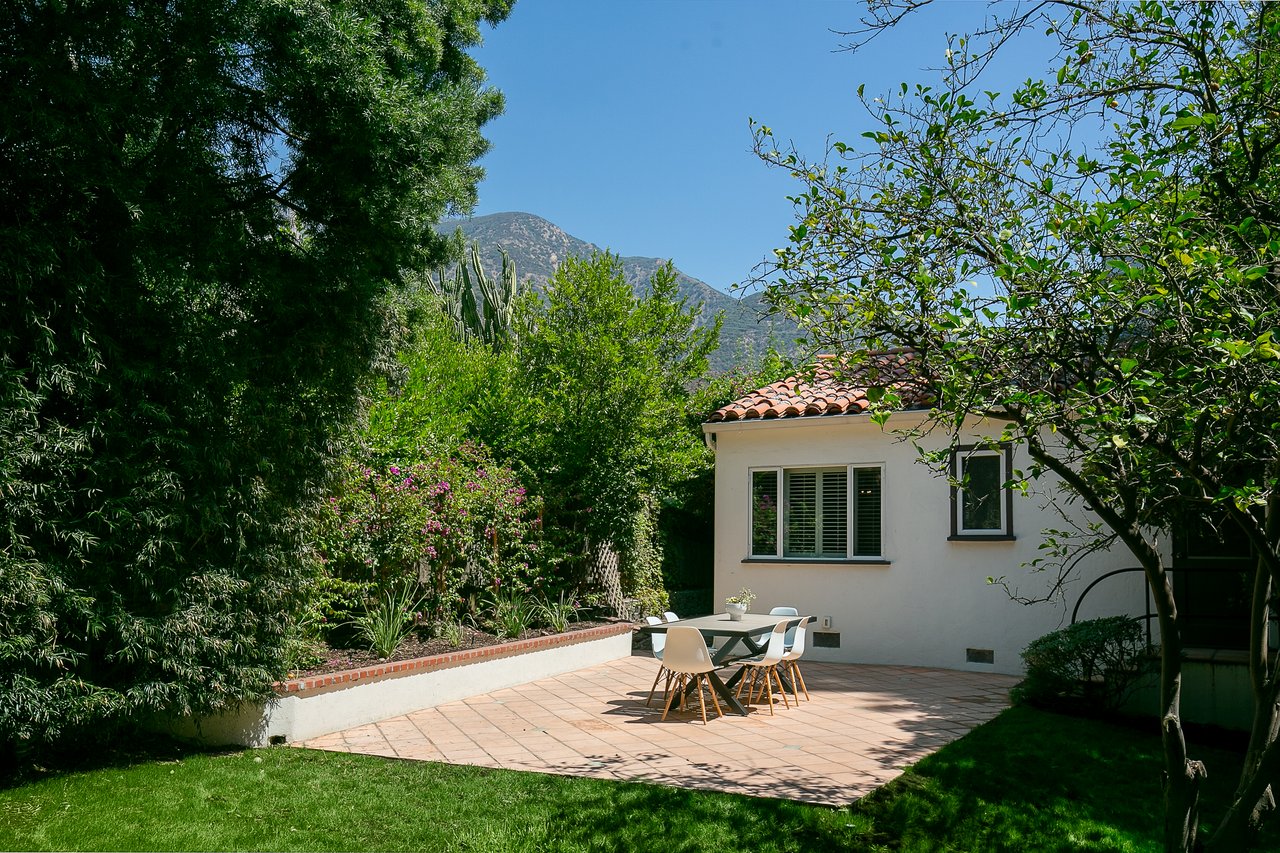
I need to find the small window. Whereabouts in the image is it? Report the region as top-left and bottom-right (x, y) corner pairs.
(949, 446), (1014, 540)
(751, 469), (779, 556)
(750, 465), (883, 559)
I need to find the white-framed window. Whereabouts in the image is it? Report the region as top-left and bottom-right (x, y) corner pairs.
(750, 464), (883, 559)
(949, 445), (1014, 539)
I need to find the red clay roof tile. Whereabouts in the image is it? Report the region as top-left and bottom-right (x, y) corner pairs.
(706, 350), (931, 424)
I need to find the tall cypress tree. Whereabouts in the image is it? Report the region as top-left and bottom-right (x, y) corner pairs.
(0, 0), (511, 752)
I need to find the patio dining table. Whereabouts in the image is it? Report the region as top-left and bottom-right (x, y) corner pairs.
(641, 612), (815, 715)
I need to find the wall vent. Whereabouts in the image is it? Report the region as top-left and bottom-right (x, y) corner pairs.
(813, 632), (840, 648)
(966, 648), (995, 665)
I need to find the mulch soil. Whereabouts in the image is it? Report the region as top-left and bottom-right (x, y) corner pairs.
(288, 618), (626, 680)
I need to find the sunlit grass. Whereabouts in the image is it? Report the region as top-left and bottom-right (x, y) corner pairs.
(3, 706), (1275, 852)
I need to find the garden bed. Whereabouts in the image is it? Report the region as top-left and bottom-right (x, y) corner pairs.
(290, 618), (619, 680)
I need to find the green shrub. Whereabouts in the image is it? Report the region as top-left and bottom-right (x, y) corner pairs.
(1013, 616), (1157, 713)
(620, 495), (669, 617)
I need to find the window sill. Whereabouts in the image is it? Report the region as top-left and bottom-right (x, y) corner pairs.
(741, 557), (891, 566)
(948, 534), (1016, 542)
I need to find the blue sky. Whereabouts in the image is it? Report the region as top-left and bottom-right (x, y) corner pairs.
(467, 1), (1047, 294)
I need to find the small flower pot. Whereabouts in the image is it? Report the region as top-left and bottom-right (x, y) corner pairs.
(726, 602), (748, 621)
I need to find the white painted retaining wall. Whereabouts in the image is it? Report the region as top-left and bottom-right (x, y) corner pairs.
(166, 625), (633, 747)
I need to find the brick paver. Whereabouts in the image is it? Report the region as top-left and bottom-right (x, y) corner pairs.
(298, 656), (1018, 805)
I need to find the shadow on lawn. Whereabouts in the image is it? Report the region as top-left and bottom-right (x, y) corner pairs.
(506, 766), (861, 853)
(1, 726), (233, 791)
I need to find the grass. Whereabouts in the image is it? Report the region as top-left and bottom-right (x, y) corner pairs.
(3, 706), (1277, 852)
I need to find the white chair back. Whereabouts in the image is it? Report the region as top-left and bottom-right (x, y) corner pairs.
(663, 611), (679, 622)
(789, 622), (807, 658)
(759, 621), (791, 665)
(769, 606), (799, 647)
(662, 627), (716, 675)
(646, 615), (666, 659)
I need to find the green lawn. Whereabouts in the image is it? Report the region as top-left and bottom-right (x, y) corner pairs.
(2, 706), (1275, 852)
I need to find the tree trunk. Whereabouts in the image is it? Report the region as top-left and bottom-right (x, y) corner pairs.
(1163, 710), (1207, 852)
(1153, 569), (1206, 853)
(1025, 440), (1207, 851)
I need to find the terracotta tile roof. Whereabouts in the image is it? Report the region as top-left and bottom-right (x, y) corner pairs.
(706, 349), (932, 424)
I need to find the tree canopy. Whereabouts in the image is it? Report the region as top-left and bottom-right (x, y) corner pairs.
(366, 251), (722, 599)
(0, 0), (510, 754)
(756, 2), (1280, 849)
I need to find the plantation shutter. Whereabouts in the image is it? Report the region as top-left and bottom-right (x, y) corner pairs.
(820, 469), (848, 557)
(852, 467), (882, 557)
(784, 470), (817, 557)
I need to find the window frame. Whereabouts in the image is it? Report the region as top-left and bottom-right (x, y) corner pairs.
(948, 444), (1015, 541)
(747, 462), (886, 561)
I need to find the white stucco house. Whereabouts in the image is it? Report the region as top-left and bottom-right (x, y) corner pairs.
(701, 352), (1257, 726)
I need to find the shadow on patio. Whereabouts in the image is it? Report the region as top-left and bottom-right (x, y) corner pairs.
(298, 655), (1018, 806)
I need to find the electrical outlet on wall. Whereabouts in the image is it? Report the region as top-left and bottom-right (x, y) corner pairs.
(820, 616), (832, 629)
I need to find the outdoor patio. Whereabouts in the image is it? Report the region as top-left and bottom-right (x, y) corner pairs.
(298, 655), (1019, 806)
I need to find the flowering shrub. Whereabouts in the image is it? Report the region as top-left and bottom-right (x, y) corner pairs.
(313, 443), (548, 627)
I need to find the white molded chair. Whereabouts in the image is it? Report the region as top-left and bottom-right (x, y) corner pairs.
(663, 611), (679, 623)
(645, 616), (675, 707)
(768, 605), (800, 649)
(735, 620), (792, 715)
(780, 621), (810, 703)
(660, 627), (724, 724)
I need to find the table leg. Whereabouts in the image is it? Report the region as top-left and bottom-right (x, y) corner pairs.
(705, 670), (747, 716)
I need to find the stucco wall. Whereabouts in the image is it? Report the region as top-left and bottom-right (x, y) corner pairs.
(705, 412), (1154, 676)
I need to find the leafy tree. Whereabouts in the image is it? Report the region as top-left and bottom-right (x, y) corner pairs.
(489, 252), (721, 587)
(661, 345), (798, 594)
(0, 0), (510, 755)
(755, 2), (1280, 849)
(363, 253), (724, 603)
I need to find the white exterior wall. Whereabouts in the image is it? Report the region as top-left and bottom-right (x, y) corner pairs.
(706, 412), (1153, 676)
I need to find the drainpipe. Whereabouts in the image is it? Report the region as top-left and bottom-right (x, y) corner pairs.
(703, 429), (716, 453)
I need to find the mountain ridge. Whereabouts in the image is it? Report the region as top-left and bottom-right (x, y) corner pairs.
(443, 212), (800, 370)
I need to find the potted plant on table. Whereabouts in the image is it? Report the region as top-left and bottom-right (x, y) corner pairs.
(725, 587), (756, 621)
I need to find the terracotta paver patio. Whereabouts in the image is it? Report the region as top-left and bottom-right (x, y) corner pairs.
(298, 655), (1019, 806)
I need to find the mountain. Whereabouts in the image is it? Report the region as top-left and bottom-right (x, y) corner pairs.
(444, 212), (801, 371)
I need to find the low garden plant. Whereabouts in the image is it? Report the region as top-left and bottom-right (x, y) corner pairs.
(1013, 616), (1158, 713)
(350, 583), (425, 659)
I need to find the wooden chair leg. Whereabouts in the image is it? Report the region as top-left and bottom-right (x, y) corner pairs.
(794, 661), (810, 700)
(647, 665), (665, 706)
(696, 675), (708, 724)
(736, 667), (754, 700)
(706, 677), (724, 718)
(777, 667), (791, 709)
(763, 667), (775, 715)
(662, 673), (685, 720)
